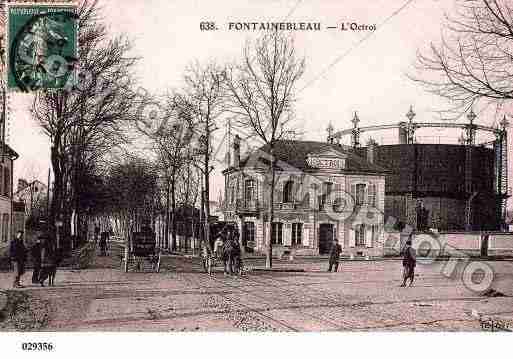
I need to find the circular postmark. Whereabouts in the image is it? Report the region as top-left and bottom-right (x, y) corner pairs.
(9, 9), (78, 92)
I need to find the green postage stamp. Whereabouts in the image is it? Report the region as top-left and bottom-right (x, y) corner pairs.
(6, 3), (78, 92)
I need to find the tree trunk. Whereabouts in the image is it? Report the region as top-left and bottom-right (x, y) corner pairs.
(171, 175), (177, 251)
(164, 179), (170, 249)
(204, 133), (212, 252)
(266, 146), (275, 269)
(50, 144), (64, 241)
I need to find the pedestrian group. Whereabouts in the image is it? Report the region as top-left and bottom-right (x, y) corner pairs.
(9, 226), (417, 288)
(10, 230), (60, 288)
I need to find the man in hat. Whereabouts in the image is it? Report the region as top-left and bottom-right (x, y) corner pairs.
(401, 239), (416, 287)
(9, 231), (27, 288)
(222, 227), (236, 275)
(327, 237), (342, 272)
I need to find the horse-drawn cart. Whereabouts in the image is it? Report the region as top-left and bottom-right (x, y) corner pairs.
(122, 229), (161, 273)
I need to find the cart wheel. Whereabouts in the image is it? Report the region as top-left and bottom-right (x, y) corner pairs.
(156, 253), (161, 273)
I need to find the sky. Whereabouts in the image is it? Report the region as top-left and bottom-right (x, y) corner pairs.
(7, 0), (513, 208)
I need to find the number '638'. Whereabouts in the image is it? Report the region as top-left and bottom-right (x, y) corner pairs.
(200, 22), (216, 30)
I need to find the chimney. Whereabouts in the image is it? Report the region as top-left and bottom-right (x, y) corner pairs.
(233, 135), (241, 168)
(367, 138), (377, 164)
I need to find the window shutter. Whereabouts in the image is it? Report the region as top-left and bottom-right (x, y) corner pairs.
(284, 223), (292, 246)
(365, 226), (373, 247)
(304, 227), (310, 247)
(349, 229), (356, 247)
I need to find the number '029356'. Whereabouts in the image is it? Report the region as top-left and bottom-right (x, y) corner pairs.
(200, 22), (217, 30)
(22, 342), (54, 351)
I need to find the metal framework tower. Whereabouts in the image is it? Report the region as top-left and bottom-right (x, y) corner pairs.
(495, 116), (509, 229)
(464, 109), (477, 231)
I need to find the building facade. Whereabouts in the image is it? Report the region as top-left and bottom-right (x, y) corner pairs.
(0, 145), (19, 247)
(223, 138), (388, 257)
(14, 178), (47, 217)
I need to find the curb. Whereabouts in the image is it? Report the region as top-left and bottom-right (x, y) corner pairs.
(251, 268), (305, 273)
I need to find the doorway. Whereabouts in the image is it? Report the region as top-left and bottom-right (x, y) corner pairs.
(318, 223), (334, 255)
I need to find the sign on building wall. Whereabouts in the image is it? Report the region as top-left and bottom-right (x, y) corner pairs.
(306, 156), (345, 169)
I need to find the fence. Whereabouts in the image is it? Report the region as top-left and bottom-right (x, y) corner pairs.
(383, 231), (513, 257)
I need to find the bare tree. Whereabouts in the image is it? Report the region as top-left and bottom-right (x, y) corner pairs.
(176, 152), (200, 251)
(176, 62), (226, 251)
(103, 156), (160, 240)
(411, 0), (513, 115)
(31, 0), (140, 244)
(152, 97), (194, 250)
(224, 31), (305, 268)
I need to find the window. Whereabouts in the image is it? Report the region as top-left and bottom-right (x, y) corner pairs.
(243, 222), (255, 244)
(355, 224), (366, 246)
(245, 179), (256, 204)
(368, 184), (376, 206)
(356, 183), (366, 205)
(230, 185), (235, 204)
(271, 222), (283, 245)
(292, 223), (303, 245)
(283, 180), (294, 203)
(2, 214), (8, 242)
(320, 182), (333, 207)
(3, 167), (9, 197)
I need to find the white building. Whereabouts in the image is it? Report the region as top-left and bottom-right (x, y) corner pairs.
(14, 178), (47, 217)
(223, 137), (388, 257)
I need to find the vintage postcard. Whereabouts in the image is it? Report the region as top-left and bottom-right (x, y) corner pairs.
(0, 0), (511, 358)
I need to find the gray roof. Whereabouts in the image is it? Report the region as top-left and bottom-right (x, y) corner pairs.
(231, 140), (389, 174)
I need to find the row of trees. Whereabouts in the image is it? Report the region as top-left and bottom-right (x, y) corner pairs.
(135, 32), (306, 265)
(29, 0), (306, 267)
(30, 0), (141, 246)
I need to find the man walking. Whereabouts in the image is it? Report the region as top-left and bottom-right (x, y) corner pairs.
(222, 228), (235, 276)
(94, 225), (100, 247)
(401, 239), (416, 287)
(327, 237), (342, 272)
(99, 232), (107, 256)
(9, 231), (27, 288)
(31, 236), (43, 284)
